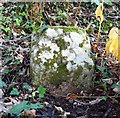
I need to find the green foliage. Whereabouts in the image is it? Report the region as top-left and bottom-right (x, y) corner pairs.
(8, 100), (43, 115)
(111, 82), (120, 88)
(3, 50), (10, 56)
(0, 2), (118, 116)
(97, 65), (106, 72)
(0, 78), (7, 87)
(22, 83), (32, 90)
(0, 3), (38, 34)
(83, 0), (113, 5)
(102, 82), (107, 91)
(3, 57), (12, 65)
(56, 9), (67, 20)
(12, 59), (20, 65)
(37, 85), (46, 98)
(2, 69), (11, 74)
(102, 72), (109, 78)
(101, 96), (108, 101)
(40, 25), (48, 33)
(10, 88), (19, 95)
(96, 65), (110, 78)
(1, 26), (10, 33)
(9, 100), (28, 115)
(104, 0), (113, 5)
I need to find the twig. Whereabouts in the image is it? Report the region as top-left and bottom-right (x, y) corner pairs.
(74, 0), (82, 26)
(2, 34), (32, 43)
(103, 108), (112, 118)
(57, 95), (120, 99)
(77, 95), (120, 99)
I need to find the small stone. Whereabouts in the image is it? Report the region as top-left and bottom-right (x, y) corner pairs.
(113, 81), (120, 94)
(0, 89), (4, 99)
(102, 79), (113, 85)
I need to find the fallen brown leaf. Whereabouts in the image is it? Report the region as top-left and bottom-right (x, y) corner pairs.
(24, 109), (36, 116)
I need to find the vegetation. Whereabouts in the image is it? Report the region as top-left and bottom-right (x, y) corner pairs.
(0, 1), (120, 117)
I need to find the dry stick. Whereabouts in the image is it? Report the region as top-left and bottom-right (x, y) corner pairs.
(39, 2), (43, 27)
(96, 1), (104, 46)
(66, 0), (82, 26)
(66, 1), (70, 25)
(74, 0), (82, 26)
(96, 22), (102, 46)
(66, 2), (76, 25)
(77, 95), (120, 99)
(57, 94), (120, 99)
(103, 108), (112, 118)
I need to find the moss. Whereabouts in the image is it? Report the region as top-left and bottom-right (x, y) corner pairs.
(34, 26), (85, 37)
(73, 66), (83, 80)
(48, 63), (69, 85)
(79, 43), (84, 48)
(48, 26), (85, 33)
(55, 38), (67, 50)
(85, 62), (94, 71)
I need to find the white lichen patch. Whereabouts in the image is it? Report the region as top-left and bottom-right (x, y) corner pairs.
(30, 27), (95, 92)
(57, 29), (63, 35)
(46, 28), (58, 38)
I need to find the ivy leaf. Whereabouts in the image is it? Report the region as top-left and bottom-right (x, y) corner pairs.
(3, 57), (12, 65)
(40, 25), (48, 33)
(104, 0), (112, 5)
(102, 72), (109, 78)
(1, 26), (10, 32)
(13, 60), (20, 64)
(102, 82), (107, 91)
(62, 12), (67, 17)
(23, 83), (32, 90)
(111, 82), (120, 88)
(19, 4), (24, 9)
(25, 102), (43, 110)
(91, 0), (100, 5)
(8, 101), (43, 115)
(15, 18), (21, 26)
(37, 85), (46, 98)
(8, 100), (28, 115)
(97, 65), (106, 72)
(101, 96), (107, 101)
(10, 88), (19, 95)
(2, 69), (10, 74)
(0, 78), (7, 87)
(111, 83), (117, 88)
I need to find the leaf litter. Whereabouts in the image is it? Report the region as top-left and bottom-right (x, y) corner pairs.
(0, 2), (120, 118)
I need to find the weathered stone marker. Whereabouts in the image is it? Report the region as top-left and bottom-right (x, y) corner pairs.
(30, 26), (95, 95)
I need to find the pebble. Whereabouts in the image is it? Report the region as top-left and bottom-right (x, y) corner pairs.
(0, 89), (4, 99)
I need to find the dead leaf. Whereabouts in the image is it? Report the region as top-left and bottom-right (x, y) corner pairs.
(66, 93), (78, 100)
(102, 79), (113, 85)
(91, 44), (97, 50)
(54, 105), (70, 117)
(106, 27), (120, 61)
(89, 98), (102, 105)
(96, 88), (103, 92)
(24, 109), (36, 116)
(95, 3), (104, 23)
(86, 22), (92, 30)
